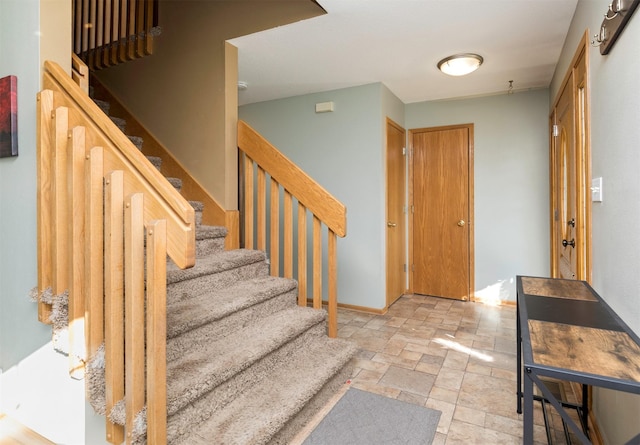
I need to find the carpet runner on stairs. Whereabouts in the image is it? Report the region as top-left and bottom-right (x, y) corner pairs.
(80, 95), (358, 444)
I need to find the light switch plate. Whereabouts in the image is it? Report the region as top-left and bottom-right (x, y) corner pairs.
(591, 177), (603, 202)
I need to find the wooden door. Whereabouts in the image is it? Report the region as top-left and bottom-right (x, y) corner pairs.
(410, 124), (473, 300)
(550, 34), (591, 282)
(386, 118), (406, 307)
(553, 81), (578, 279)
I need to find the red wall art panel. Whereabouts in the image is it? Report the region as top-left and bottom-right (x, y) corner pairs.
(0, 75), (18, 158)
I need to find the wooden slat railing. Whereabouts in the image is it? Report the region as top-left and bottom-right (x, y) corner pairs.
(36, 59), (192, 444)
(73, 0), (159, 70)
(238, 121), (347, 338)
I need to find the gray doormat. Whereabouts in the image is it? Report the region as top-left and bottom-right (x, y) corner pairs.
(302, 388), (441, 445)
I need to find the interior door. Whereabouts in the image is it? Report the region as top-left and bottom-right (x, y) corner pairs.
(550, 38), (590, 282)
(411, 125), (473, 300)
(386, 118), (406, 307)
(553, 80), (578, 279)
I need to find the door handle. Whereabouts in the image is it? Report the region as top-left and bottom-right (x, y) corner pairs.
(387, 222), (397, 227)
(457, 220), (465, 227)
(562, 239), (576, 248)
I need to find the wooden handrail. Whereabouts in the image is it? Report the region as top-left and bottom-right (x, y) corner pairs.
(43, 60), (194, 268)
(238, 121), (346, 237)
(238, 121), (346, 337)
(36, 58), (186, 444)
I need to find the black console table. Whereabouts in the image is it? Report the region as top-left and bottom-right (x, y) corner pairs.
(516, 276), (640, 444)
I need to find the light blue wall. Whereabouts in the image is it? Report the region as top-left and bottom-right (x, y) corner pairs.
(240, 83), (390, 309)
(0, 3), (94, 443)
(406, 90), (551, 302)
(0, 0), (48, 374)
(550, 1), (640, 443)
(241, 84), (550, 308)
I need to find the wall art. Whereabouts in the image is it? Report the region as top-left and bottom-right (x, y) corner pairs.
(0, 75), (18, 158)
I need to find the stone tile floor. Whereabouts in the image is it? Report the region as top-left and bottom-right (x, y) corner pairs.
(338, 294), (586, 445)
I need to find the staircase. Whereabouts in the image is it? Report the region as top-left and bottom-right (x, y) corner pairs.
(36, 61), (356, 444)
(93, 96), (357, 444)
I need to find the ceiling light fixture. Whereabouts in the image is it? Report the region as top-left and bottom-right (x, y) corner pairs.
(437, 53), (484, 76)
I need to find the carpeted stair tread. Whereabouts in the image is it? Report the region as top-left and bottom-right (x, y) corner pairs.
(128, 135), (144, 150)
(93, 98), (110, 114)
(166, 306), (327, 416)
(147, 155), (162, 171)
(110, 116), (126, 132)
(195, 224), (227, 240)
(189, 200), (204, 212)
(167, 177), (182, 191)
(166, 276), (297, 339)
(166, 249), (266, 285)
(181, 335), (357, 445)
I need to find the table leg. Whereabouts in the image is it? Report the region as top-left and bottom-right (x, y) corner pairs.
(582, 384), (590, 439)
(523, 368), (534, 443)
(517, 301), (522, 414)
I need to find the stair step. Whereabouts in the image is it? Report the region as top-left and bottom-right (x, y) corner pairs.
(128, 135), (144, 150)
(147, 155), (162, 171)
(110, 116), (126, 132)
(166, 280), (298, 361)
(177, 334), (357, 445)
(167, 177), (182, 192)
(93, 98), (110, 114)
(166, 249), (268, 299)
(167, 275), (297, 342)
(166, 306), (327, 418)
(195, 225), (227, 257)
(189, 201), (204, 227)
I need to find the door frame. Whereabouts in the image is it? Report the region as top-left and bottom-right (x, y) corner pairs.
(385, 118), (407, 308)
(549, 31), (592, 282)
(408, 123), (475, 300)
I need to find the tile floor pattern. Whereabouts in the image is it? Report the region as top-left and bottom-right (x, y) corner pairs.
(338, 294), (585, 445)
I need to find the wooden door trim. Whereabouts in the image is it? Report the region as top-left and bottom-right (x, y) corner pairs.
(408, 123), (475, 300)
(549, 31), (592, 282)
(385, 117), (407, 308)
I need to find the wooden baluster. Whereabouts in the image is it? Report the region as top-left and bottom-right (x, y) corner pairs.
(109, 0), (118, 64)
(297, 203), (307, 306)
(69, 126), (88, 378)
(86, 146), (105, 358)
(82, 0), (90, 55)
(99, 0), (113, 68)
(146, 219), (167, 445)
(117, 0), (127, 63)
(36, 90), (54, 323)
(94, 0), (105, 69)
(135, 0), (145, 57)
(328, 230), (338, 338)
(124, 193), (145, 444)
(126, 0), (136, 60)
(143, 0), (155, 55)
(283, 191), (293, 278)
(104, 170), (125, 445)
(243, 153), (254, 249)
(270, 178), (279, 276)
(312, 216), (322, 309)
(74, 0), (83, 55)
(52, 107), (70, 310)
(88, 0), (97, 67)
(257, 167), (266, 252)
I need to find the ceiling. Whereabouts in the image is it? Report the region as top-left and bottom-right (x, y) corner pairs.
(229, 0), (578, 106)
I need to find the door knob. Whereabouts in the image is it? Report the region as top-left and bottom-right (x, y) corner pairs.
(562, 239), (575, 248)
(387, 222), (397, 227)
(457, 220), (465, 227)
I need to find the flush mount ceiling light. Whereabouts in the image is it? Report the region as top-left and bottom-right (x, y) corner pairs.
(437, 53), (484, 76)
